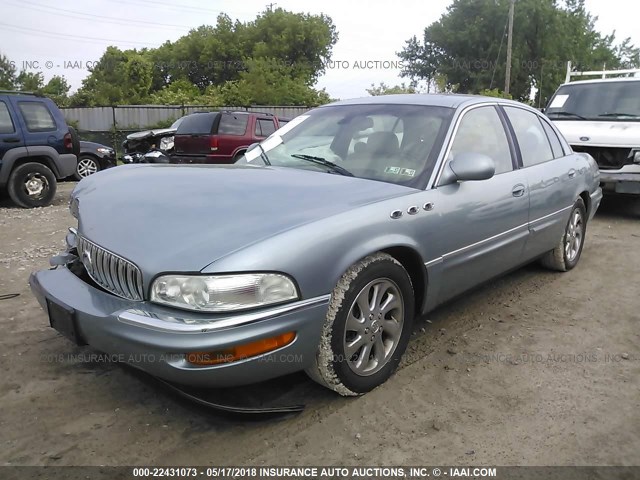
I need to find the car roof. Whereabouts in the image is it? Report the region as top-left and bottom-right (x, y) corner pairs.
(323, 93), (531, 110)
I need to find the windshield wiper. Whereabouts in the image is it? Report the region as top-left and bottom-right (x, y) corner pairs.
(546, 111), (588, 120)
(598, 112), (640, 118)
(256, 144), (271, 165)
(291, 154), (354, 177)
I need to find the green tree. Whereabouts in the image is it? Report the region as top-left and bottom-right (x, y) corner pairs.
(218, 58), (331, 106)
(42, 76), (71, 106)
(73, 47), (153, 105)
(366, 82), (416, 96)
(16, 71), (44, 91)
(74, 9), (337, 106)
(0, 53), (17, 90)
(398, 0), (639, 103)
(246, 8), (338, 85)
(149, 79), (222, 105)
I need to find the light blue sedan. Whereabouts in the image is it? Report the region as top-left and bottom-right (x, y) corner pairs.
(30, 95), (602, 396)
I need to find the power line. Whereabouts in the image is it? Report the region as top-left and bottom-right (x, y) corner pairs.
(111, 0), (229, 15)
(7, 0), (193, 30)
(490, 11), (510, 90)
(0, 21), (160, 47)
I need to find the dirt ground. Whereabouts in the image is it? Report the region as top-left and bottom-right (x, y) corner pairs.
(0, 181), (639, 468)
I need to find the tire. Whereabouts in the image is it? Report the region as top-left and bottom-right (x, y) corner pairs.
(68, 126), (80, 157)
(74, 156), (100, 180)
(306, 253), (415, 396)
(540, 198), (587, 272)
(7, 162), (57, 208)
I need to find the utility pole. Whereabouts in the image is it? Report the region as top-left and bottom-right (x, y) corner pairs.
(504, 0), (515, 95)
(266, 2), (277, 11)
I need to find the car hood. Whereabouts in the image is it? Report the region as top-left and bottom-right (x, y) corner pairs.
(552, 120), (640, 148)
(72, 164), (413, 276)
(126, 128), (176, 141)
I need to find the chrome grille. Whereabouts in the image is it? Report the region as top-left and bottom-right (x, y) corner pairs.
(77, 236), (144, 301)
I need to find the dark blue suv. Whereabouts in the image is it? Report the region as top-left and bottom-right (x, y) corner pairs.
(0, 92), (79, 207)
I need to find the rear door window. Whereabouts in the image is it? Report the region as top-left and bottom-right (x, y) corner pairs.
(255, 118), (276, 137)
(0, 101), (15, 134)
(218, 114), (248, 136)
(504, 106), (554, 167)
(18, 101), (56, 132)
(538, 118), (565, 158)
(176, 113), (217, 135)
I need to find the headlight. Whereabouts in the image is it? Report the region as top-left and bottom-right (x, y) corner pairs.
(151, 273), (299, 312)
(159, 136), (174, 150)
(69, 196), (79, 218)
(96, 147), (113, 155)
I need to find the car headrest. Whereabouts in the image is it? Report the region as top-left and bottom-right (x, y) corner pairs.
(367, 132), (400, 155)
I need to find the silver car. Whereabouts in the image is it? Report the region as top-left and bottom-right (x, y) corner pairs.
(30, 95), (603, 396)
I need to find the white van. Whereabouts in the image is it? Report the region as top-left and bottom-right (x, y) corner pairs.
(546, 63), (640, 195)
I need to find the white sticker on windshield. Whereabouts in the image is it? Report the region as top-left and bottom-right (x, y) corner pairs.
(274, 115), (310, 136)
(384, 166), (416, 177)
(261, 134), (283, 152)
(245, 147), (261, 162)
(549, 94), (569, 108)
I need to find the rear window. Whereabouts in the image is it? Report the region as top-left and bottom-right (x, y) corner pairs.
(18, 101), (56, 132)
(176, 113), (217, 135)
(255, 118), (276, 137)
(218, 113), (248, 136)
(0, 101), (15, 134)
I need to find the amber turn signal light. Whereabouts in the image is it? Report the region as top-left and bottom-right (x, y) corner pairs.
(186, 331), (296, 366)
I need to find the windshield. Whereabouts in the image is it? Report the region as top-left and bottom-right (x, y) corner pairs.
(238, 104), (453, 186)
(546, 81), (640, 121)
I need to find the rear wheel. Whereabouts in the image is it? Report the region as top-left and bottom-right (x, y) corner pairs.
(540, 198), (587, 271)
(7, 162), (57, 208)
(233, 151), (246, 163)
(306, 253), (414, 396)
(74, 156), (100, 180)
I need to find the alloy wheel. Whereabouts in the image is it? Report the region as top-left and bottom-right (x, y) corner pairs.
(565, 208), (584, 262)
(77, 158), (98, 178)
(343, 278), (404, 376)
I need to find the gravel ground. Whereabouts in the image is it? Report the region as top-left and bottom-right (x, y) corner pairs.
(0, 182), (639, 467)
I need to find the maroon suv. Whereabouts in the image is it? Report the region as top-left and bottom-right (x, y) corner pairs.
(172, 111), (288, 164)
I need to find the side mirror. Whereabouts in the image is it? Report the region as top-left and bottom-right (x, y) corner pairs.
(442, 152), (496, 184)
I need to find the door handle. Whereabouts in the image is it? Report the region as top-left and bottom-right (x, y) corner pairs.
(568, 169), (576, 178)
(2, 137), (20, 143)
(512, 184), (526, 197)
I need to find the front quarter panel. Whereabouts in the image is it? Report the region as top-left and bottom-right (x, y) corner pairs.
(201, 189), (438, 303)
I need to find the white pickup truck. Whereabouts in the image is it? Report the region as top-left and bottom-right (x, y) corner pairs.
(545, 63), (640, 195)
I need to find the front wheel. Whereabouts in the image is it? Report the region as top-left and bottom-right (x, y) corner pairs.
(75, 156), (100, 180)
(306, 253), (414, 396)
(540, 198), (587, 271)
